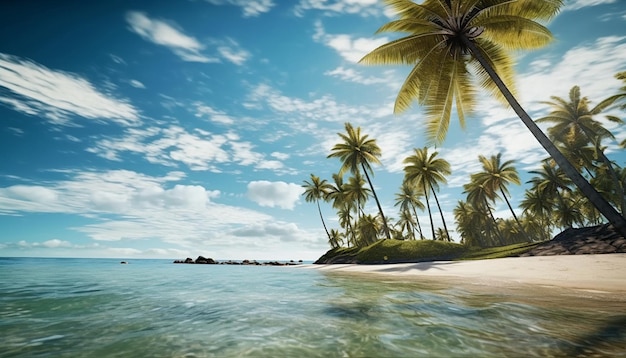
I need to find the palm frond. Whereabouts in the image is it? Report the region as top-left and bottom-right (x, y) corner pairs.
(479, 16), (554, 49)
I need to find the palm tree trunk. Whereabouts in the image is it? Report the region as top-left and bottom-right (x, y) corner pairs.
(411, 205), (425, 239)
(499, 186), (531, 242)
(431, 188), (450, 241)
(361, 163), (391, 239)
(317, 201), (331, 240)
(423, 189), (436, 240)
(484, 198), (505, 246)
(464, 36), (626, 238)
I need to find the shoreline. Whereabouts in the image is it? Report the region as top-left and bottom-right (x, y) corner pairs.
(305, 253), (626, 294)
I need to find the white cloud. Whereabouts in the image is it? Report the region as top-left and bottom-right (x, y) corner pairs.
(246, 180), (303, 209)
(324, 66), (390, 85)
(563, 0), (617, 11)
(0, 169), (273, 244)
(42, 239), (72, 248)
(87, 125), (293, 173)
(294, 0), (383, 17)
(205, 0), (275, 17)
(0, 53), (140, 126)
(313, 20), (388, 63)
(195, 104), (235, 124)
(129, 79), (145, 88)
(217, 39), (251, 65)
(126, 11), (216, 63)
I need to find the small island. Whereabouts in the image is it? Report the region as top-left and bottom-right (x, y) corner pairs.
(174, 256), (303, 266)
(314, 224), (626, 264)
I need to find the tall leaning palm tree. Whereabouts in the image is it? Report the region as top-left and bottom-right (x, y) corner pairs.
(360, 0), (626, 237)
(302, 174), (332, 240)
(328, 122), (391, 239)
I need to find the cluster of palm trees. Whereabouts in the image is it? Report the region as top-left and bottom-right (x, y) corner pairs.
(305, 86), (624, 249)
(302, 126), (454, 248)
(304, 0), (626, 249)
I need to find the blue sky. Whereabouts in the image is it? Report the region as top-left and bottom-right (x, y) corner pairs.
(1, 0), (625, 260)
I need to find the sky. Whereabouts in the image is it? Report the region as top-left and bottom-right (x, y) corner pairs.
(0, 0), (625, 261)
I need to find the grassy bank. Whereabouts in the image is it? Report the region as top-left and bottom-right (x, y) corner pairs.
(315, 239), (543, 264)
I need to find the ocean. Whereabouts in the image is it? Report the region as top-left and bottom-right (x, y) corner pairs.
(1, 257), (625, 357)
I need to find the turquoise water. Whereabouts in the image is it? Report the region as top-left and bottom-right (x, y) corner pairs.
(1, 257), (625, 357)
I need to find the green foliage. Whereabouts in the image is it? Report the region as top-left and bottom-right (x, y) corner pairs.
(316, 239), (544, 264)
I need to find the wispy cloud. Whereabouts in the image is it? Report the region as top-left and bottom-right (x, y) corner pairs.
(205, 0), (276, 17)
(125, 11), (216, 63)
(294, 0), (383, 17)
(563, 0), (617, 11)
(324, 66), (389, 85)
(0, 53), (140, 126)
(218, 45), (250, 65)
(87, 125), (294, 174)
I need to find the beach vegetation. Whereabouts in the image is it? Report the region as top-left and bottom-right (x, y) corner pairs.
(314, 238), (542, 264)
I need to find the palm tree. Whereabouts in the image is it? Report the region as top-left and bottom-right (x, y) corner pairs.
(528, 162), (572, 208)
(360, 0), (626, 237)
(328, 122), (391, 239)
(473, 154), (530, 242)
(403, 147), (451, 241)
(394, 181), (426, 239)
(537, 86), (625, 214)
(520, 187), (553, 240)
(302, 174), (332, 240)
(328, 229), (344, 249)
(463, 179), (503, 246)
(327, 173), (357, 246)
(357, 214), (382, 246)
(435, 227), (452, 242)
(454, 200), (483, 247)
(397, 208), (417, 239)
(344, 172), (371, 218)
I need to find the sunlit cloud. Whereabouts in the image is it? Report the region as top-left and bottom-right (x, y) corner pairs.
(312, 20), (388, 63)
(0, 53), (140, 126)
(246, 180), (303, 209)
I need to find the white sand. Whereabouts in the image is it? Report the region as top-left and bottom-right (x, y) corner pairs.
(308, 254), (626, 293)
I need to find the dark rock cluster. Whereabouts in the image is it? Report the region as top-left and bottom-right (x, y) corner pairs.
(173, 256), (303, 266)
(520, 224), (626, 256)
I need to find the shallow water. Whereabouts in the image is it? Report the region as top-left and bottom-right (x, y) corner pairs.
(1, 257), (625, 357)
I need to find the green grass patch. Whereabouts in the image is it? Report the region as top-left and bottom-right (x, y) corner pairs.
(315, 239), (543, 264)
(356, 239), (466, 264)
(458, 242), (542, 260)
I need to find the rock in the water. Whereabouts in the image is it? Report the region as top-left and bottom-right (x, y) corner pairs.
(195, 256), (217, 264)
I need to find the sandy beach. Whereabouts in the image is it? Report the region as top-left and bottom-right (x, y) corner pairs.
(308, 253), (626, 294)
